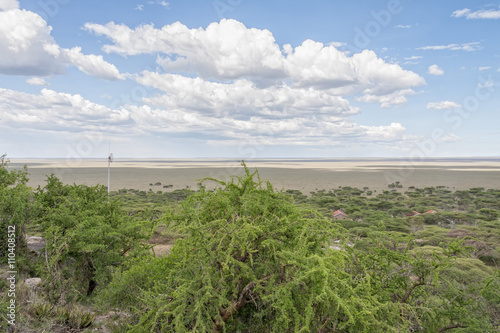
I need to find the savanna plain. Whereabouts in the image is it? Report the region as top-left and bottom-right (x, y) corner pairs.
(1, 156), (500, 332)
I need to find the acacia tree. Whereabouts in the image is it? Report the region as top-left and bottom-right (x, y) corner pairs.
(36, 175), (154, 302)
(129, 163), (405, 332)
(346, 235), (496, 332)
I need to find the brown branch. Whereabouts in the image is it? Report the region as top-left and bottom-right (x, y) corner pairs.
(318, 316), (333, 333)
(232, 251), (248, 263)
(279, 263), (286, 283)
(399, 277), (425, 304)
(214, 276), (271, 332)
(437, 323), (466, 332)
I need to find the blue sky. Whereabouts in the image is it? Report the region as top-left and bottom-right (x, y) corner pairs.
(0, 0), (499, 158)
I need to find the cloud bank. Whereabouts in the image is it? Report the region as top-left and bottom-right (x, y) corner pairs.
(2, 8), (427, 152)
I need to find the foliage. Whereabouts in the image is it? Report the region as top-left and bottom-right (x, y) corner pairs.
(111, 188), (193, 214)
(35, 175), (155, 303)
(0, 154), (37, 262)
(104, 163), (500, 332)
(124, 163), (406, 332)
(98, 255), (175, 311)
(27, 303), (95, 329)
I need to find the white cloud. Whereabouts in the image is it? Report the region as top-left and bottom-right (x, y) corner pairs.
(0, 0), (18, 11)
(439, 133), (461, 143)
(404, 56), (422, 60)
(403, 55), (422, 65)
(1, 16), (426, 149)
(0, 7), (124, 80)
(0, 8), (64, 75)
(417, 42), (481, 52)
(286, 41), (424, 98)
(128, 103), (406, 146)
(452, 8), (500, 19)
(157, 1), (169, 8)
(357, 89), (415, 109)
(134, 4), (143, 11)
(328, 41), (346, 48)
(426, 101), (460, 110)
(0, 79), (408, 148)
(85, 19), (424, 107)
(26, 77), (50, 86)
(128, 71), (405, 146)
(0, 83), (408, 151)
(0, 88), (130, 132)
(129, 72), (409, 145)
(395, 24), (411, 29)
(136, 71), (359, 117)
(428, 64), (444, 75)
(86, 19), (287, 81)
(451, 8), (471, 18)
(478, 66), (490, 71)
(478, 80), (494, 88)
(78, 18), (425, 145)
(61, 47), (125, 80)
(361, 122), (405, 141)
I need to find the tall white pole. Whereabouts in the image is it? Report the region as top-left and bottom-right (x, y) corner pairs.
(108, 157), (110, 195)
(108, 140), (110, 195)
(107, 140), (112, 198)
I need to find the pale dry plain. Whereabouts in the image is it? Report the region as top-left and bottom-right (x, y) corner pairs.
(8, 158), (500, 194)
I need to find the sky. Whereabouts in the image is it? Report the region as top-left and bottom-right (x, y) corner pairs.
(0, 0), (499, 159)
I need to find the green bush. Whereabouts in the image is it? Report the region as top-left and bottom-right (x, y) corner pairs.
(36, 175), (155, 302)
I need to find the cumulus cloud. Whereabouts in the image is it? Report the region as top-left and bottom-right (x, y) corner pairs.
(2, 15), (424, 149)
(361, 122), (406, 141)
(426, 101), (460, 110)
(128, 72), (410, 145)
(74, 18), (426, 146)
(136, 71), (359, 117)
(0, 88), (131, 131)
(417, 42), (481, 52)
(286, 42), (424, 98)
(128, 103), (407, 146)
(85, 19), (287, 81)
(428, 64), (444, 75)
(452, 8), (500, 19)
(0, 8), (64, 75)
(478, 66), (490, 71)
(357, 89), (415, 109)
(0, 7), (124, 80)
(26, 77), (50, 86)
(0, 85), (408, 150)
(85, 19), (424, 107)
(0, 0), (18, 11)
(60, 47), (125, 80)
(0, 82), (407, 148)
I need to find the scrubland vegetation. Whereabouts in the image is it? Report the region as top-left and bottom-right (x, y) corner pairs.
(1, 154), (500, 332)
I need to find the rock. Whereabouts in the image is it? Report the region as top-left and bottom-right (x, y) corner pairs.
(26, 236), (45, 252)
(151, 244), (173, 257)
(24, 278), (42, 289)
